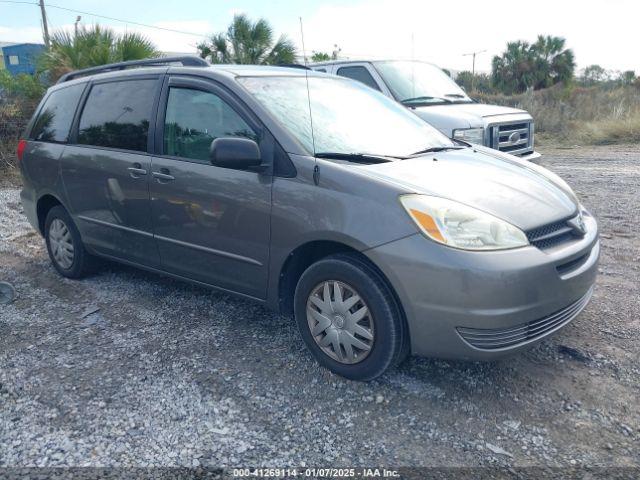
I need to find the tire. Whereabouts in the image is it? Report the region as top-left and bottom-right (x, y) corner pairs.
(44, 205), (94, 279)
(294, 253), (409, 381)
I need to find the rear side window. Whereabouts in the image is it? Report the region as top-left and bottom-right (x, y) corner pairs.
(31, 84), (85, 143)
(78, 79), (156, 152)
(336, 66), (380, 91)
(163, 87), (257, 163)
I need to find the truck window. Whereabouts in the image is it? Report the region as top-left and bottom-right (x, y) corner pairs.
(78, 79), (156, 152)
(30, 84), (85, 143)
(336, 66), (381, 91)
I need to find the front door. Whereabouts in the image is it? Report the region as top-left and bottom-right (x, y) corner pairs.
(62, 76), (162, 267)
(149, 76), (272, 299)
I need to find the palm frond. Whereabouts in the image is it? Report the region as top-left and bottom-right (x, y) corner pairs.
(265, 35), (296, 65)
(200, 15), (294, 65)
(37, 24), (159, 82)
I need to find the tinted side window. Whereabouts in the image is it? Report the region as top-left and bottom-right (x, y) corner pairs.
(163, 87), (257, 163)
(336, 66), (380, 91)
(31, 84), (85, 143)
(78, 79), (156, 152)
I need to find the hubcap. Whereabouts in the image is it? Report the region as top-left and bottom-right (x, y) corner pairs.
(49, 218), (74, 269)
(306, 280), (374, 364)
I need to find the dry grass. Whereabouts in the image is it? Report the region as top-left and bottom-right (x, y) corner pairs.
(575, 115), (640, 145)
(475, 84), (640, 145)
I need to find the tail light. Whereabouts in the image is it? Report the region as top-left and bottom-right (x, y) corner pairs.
(17, 139), (27, 163)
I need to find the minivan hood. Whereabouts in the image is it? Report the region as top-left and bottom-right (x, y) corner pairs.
(359, 148), (577, 231)
(410, 102), (529, 129)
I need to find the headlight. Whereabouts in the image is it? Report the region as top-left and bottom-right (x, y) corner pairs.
(453, 127), (484, 145)
(400, 195), (529, 250)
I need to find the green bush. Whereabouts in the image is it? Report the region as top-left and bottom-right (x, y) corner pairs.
(0, 70), (45, 101)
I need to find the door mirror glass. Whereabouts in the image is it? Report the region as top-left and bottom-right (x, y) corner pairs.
(209, 137), (262, 170)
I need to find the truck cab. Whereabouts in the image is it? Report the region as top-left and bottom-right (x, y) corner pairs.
(310, 60), (540, 160)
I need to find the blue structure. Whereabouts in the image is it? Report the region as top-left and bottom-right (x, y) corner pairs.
(2, 43), (45, 75)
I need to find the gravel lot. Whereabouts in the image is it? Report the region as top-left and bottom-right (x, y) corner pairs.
(0, 145), (639, 469)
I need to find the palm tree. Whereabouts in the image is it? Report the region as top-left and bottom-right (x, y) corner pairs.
(531, 35), (575, 88)
(39, 25), (160, 81)
(197, 14), (295, 65)
(491, 36), (575, 94)
(491, 41), (537, 94)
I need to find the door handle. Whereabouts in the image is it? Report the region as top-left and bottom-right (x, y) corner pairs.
(127, 166), (148, 178)
(152, 169), (175, 182)
(128, 162), (147, 178)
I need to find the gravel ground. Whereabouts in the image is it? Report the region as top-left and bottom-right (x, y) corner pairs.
(0, 145), (638, 469)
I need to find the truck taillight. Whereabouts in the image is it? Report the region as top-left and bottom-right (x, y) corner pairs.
(17, 139), (27, 163)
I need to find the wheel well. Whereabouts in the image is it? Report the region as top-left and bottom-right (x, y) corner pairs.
(278, 240), (396, 316)
(36, 194), (62, 235)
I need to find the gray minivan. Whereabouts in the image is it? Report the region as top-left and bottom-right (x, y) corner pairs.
(18, 57), (598, 380)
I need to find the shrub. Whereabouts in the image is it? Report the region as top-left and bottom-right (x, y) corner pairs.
(0, 71), (44, 173)
(0, 70), (45, 101)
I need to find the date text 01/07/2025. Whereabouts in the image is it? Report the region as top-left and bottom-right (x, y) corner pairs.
(232, 467), (400, 478)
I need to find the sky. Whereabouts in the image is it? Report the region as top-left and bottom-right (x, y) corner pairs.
(0, 0), (637, 74)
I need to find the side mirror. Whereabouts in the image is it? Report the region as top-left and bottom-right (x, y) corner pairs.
(209, 137), (262, 170)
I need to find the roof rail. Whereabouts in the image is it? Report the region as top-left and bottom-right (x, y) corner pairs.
(276, 63), (311, 70)
(56, 55), (209, 84)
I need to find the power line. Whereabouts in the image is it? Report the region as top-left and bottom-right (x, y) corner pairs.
(45, 3), (209, 38)
(0, 0), (209, 39)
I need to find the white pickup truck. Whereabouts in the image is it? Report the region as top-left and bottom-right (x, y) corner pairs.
(310, 60), (540, 160)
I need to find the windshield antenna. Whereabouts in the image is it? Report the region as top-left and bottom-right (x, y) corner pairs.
(299, 17), (319, 184)
(411, 32), (415, 98)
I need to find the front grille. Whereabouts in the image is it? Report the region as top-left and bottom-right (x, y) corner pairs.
(526, 216), (577, 249)
(457, 287), (593, 350)
(489, 121), (534, 156)
(556, 252), (590, 276)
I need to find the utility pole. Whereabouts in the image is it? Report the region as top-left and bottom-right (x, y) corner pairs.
(38, 0), (50, 48)
(74, 16), (82, 38)
(463, 49), (486, 92)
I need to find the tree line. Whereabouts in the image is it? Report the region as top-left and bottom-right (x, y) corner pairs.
(456, 36), (636, 95)
(2, 15), (637, 97)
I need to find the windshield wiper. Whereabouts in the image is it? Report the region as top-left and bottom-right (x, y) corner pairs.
(444, 93), (467, 98)
(410, 145), (465, 156)
(400, 95), (452, 105)
(315, 152), (402, 163)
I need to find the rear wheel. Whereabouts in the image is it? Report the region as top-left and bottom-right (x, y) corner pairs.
(294, 253), (408, 381)
(44, 206), (95, 278)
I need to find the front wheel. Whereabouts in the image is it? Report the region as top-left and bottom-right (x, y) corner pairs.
(294, 253), (408, 381)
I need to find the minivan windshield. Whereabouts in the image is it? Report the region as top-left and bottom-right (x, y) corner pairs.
(238, 75), (455, 158)
(373, 61), (472, 105)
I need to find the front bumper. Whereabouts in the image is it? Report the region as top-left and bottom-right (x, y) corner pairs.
(520, 151), (542, 162)
(365, 214), (599, 360)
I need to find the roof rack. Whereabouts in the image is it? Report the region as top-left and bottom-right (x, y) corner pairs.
(276, 63), (311, 70)
(56, 55), (209, 84)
